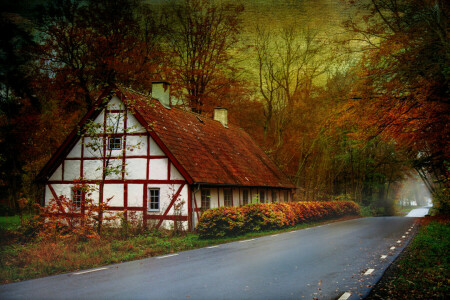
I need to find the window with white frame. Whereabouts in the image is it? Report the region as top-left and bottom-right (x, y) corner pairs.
(260, 190), (265, 203)
(148, 188), (160, 211)
(224, 189), (233, 207)
(201, 189), (211, 210)
(242, 189), (249, 205)
(272, 191), (277, 203)
(72, 189), (82, 209)
(108, 137), (122, 150)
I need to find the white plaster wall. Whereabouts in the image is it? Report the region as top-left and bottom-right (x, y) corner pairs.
(67, 140), (82, 158)
(233, 189), (240, 206)
(156, 184), (189, 230)
(149, 158), (168, 180)
(103, 184), (124, 207)
(125, 136), (147, 156)
(83, 160), (103, 180)
(86, 184), (100, 204)
(149, 137), (165, 156)
(107, 96), (124, 109)
(93, 111), (104, 125)
(126, 158), (147, 179)
(83, 137), (102, 158)
(64, 160), (81, 181)
(45, 184), (72, 206)
(209, 188), (219, 209)
(106, 112), (125, 133)
(127, 112), (146, 133)
(170, 164), (184, 180)
(147, 184), (188, 215)
(45, 183), (100, 205)
(128, 184), (143, 207)
(105, 158), (123, 180)
(49, 165), (62, 181)
(160, 220), (188, 231)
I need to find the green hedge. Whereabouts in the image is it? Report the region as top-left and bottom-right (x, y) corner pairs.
(196, 201), (360, 238)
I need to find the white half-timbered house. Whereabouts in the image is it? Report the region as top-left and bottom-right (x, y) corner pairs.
(37, 83), (295, 230)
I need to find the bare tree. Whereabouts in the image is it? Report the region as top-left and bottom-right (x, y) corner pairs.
(161, 0), (244, 113)
(255, 24), (329, 147)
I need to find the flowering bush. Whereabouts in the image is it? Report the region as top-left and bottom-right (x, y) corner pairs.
(196, 207), (245, 238)
(196, 200), (360, 238)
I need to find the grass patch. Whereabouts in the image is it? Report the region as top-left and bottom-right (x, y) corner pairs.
(0, 215), (359, 284)
(0, 216), (22, 231)
(368, 216), (450, 299)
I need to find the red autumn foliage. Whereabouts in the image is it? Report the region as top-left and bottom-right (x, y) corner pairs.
(196, 201), (360, 238)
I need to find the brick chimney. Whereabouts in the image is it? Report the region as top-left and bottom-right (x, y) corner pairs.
(213, 107), (228, 128)
(152, 81), (171, 109)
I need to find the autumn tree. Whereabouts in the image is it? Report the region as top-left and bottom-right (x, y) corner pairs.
(33, 0), (162, 110)
(343, 0), (449, 209)
(161, 0), (245, 113)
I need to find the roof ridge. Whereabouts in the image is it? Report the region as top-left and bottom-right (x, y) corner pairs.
(119, 85), (243, 131)
(118, 85), (151, 98)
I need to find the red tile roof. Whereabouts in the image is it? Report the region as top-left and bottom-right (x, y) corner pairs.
(38, 86), (294, 189)
(121, 88), (294, 189)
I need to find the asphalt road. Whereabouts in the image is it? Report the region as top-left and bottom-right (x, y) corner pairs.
(0, 217), (417, 300)
(406, 206), (432, 217)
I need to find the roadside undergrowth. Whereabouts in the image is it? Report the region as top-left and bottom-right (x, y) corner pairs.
(0, 215), (359, 284)
(368, 216), (449, 299)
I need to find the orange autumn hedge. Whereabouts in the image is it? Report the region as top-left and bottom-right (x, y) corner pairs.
(196, 201), (360, 238)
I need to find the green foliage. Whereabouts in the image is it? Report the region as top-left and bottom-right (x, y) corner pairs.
(0, 215), (21, 230)
(196, 201), (360, 238)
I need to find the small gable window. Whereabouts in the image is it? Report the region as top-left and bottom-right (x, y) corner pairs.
(272, 191), (277, 203)
(201, 189), (211, 210)
(260, 190), (265, 203)
(108, 137), (122, 150)
(72, 189), (82, 209)
(148, 188), (160, 211)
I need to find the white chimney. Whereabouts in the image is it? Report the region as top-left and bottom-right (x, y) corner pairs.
(152, 81), (171, 109)
(213, 107), (228, 128)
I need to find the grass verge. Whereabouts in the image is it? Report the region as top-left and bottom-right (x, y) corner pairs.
(0, 215), (359, 284)
(367, 216), (449, 299)
(0, 216), (22, 231)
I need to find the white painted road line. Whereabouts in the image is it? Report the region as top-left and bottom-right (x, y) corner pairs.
(364, 268), (375, 275)
(207, 245), (220, 249)
(390, 246), (396, 250)
(381, 255), (387, 259)
(338, 292), (352, 300)
(157, 254), (179, 259)
(73, 267), (109, 275)
(239, 239), (256, 243)
(271, 234), (279, 237)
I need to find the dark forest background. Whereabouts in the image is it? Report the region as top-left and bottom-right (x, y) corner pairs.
(0, 0), (448, 215)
